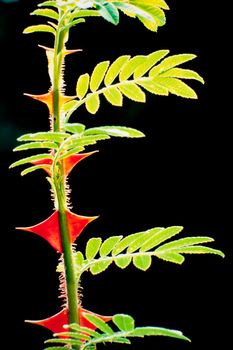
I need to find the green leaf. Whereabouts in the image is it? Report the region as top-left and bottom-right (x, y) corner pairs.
(83, 313), (114, 334)
(13, 141), (58, 151)
(138, 79), (169, 96)
(23, 24), (56, 35)
(131, 326), (190, 341)
(62, 100), (80, 114)
(119, 55), (146, 81)
(85, 126), (145, 138)
(134, 50), (169, 78)
(45, 338), (83, 346)
(75, 251), (84, 270)
(96, 2), (119, 25)
(90, 260), (112, 274)
(149, 54), (197, 76)
(38, 1), (57, 8)
(64, 123), (86, 134)
(54, 332), (91, 341)
(154, 77), (198, 99)
(155, 251), (185, 264)
(85, 94), (100, 114)
(104, 55), (131, 85)
(160, 68), (204, 84)
(44, 347), (66, 350)
(114, 256), (131, 268)
(76, 73), (90, 99)
(65, 134), (110, 149)
(112, 232), (142, 255)
(90, 61), (110, 92)
(173, 246), (225, 258)
(114, 2), (157, 31)
(86, 237), (102, 260)
(140, 226), (183, 252)
(118, 82), (146, 102)
(20, 164), (49, 176)
(155, 236), (215, 252)
(129, 0), (166, 30)
(30, 8), (59, 21)
(100, 236), (123, 257)
(113, 314), (135, 331)
(59, 146), (85, 160)
(9, 153), (53, 169)
(127, 227), (163, 253)
(133, 255), (152, 270)
(103, 86), (123, 106)
(68, 324), (100, 337)
(71, 9), (101, 19)
(18, 132), (69, 142)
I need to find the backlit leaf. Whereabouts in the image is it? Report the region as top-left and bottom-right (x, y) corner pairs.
(138, 80), (169, 96)
(13, 141), (58, 151)
(76, 73), (90, 99)
(131, 326), (190, 341)
(20, 164), (49, 176)
(133, 255), (152, 270)
(173, 246), (225, 257)
(114, 256), (131, 268)
(86, 237), (102, 260)
(75, 251), (84, 269)
(160, 68), (204, 83)
(140, 226), (183, 252)
(113, 314), (135, 331)
(30, 8), (59, 21)
(9, 153), (53, 169)
(85, 126), (145, 138)
(156, 236), (214, 252)
(119, 55), (145, 81)
(100, 236), (123, 257)
(154, 77), (197, 99)
(96, 1), (119, 25)
(118, 82), (145, 102)
(18, 132), (69, 142)
(23, 24), (56, 35)
(103, 86), (123, 106)
(155, 251), (185, 264)
(149, 54), (197, 76)
(134, 50), (169, 78)
(127, 227), (163, 253)
(64, 123), (86, 134)
(105, 55), (131, 85)
(85, 94), (100, 114)
(112, 232), (142, 255)
(90, 260), (112, 274)
(83, 314), (114, 334)
(90, 61), (110, 92)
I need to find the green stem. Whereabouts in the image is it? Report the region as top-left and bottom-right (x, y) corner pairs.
(52, 10), (80, 340)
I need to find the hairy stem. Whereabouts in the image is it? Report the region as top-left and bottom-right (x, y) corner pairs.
(52, 9), (80, 341)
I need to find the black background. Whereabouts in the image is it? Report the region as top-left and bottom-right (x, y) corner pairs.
(0, 1), (232, 350)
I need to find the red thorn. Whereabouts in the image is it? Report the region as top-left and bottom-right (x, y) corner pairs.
(24, 91), (77, 115)
(26, 307), (112, 336)
(63, 151), (98, 176)
(24, 91), (54, 115)
(38, 44), (82, 56)
(17, 210), (97, 252)
(31, 151), (97, 177)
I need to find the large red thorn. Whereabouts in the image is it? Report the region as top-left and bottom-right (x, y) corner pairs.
(17, 210), (97, 252)
(24, 90), (76, 115)
(26, 307), (112, 336)
(31, 151), (97, 176)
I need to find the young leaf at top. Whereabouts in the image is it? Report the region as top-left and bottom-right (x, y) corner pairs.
(30, 8), (59, 21)
(95, 0), (119, 25)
